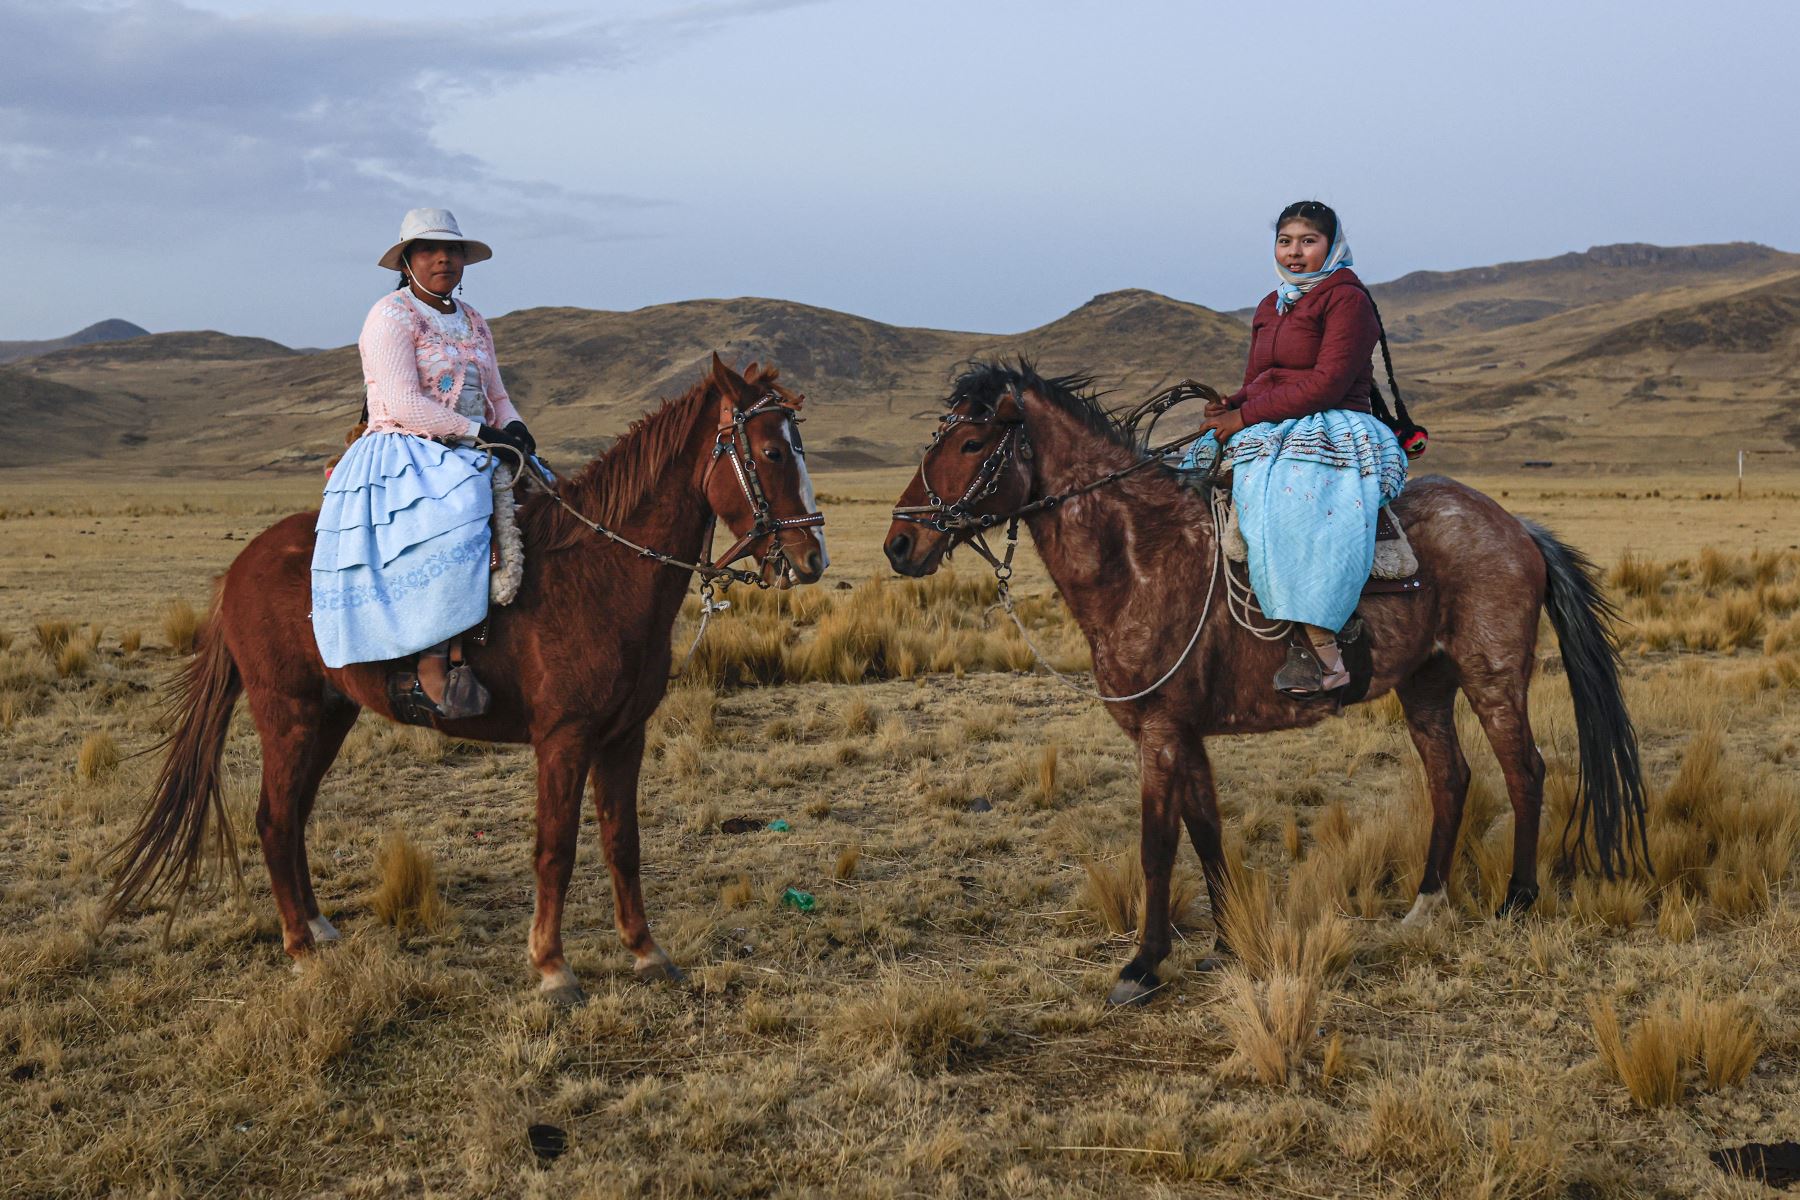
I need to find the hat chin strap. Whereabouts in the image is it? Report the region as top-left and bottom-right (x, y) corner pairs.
(404, 270), (455, 303)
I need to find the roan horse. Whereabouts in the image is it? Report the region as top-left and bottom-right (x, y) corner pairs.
(885, 362), (1647, 1005)
(108, 355), (827, 1005)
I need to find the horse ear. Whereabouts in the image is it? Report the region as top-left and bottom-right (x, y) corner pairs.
(710, 352), (743, 400)
(995, 387), (1023, 421)
(743, 361), (763, 385)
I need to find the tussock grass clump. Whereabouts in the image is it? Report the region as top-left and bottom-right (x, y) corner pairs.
(649, 682), (718, 752)
(160, 599), (201, 655)
(1610, 550), (1668, 600)
(1589, 995), (1683, 1108)
(1647, 722), (1799, 917)
(676, 570), (1088, 688)
(55, 640), (91, 678)
(75, 731), (121, 783)
(119, 627), (142, 654)
(720, 874), (753, 910)
(1589, 992), (1762, 1109)
(0, 688), (22, 729)
(1216, 863), (1355, 1087)
(1077, 853), (1198, 935)
(33, 619), (74, 653)
(0, 629), (11, 651)
(833, 846), (861, 881)
(368, 829), (450, 935)
(826, 974), (990, 1073)
(204, 937), (452, 1085)
(1569, 877), (1651, 929)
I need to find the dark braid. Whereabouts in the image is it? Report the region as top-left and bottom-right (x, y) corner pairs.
(1353, 285), (1428, 457)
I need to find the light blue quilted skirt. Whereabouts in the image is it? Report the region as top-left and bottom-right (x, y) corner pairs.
(1180, 409), (1407, 631)
(310, 432), (493, 669)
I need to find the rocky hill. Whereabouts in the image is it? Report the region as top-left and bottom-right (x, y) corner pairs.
(0, 319), (150, 365)
(9, 242), (1797, 476)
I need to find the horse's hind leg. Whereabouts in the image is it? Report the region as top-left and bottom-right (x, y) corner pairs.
(248, 690), (358, 959)
(591, 726), (682, 984)
(1396, 657), (1469, 927)
(293, 697), (360, 942)
(1461, 666), (1545, 916)
(528, 728), (592, 1007)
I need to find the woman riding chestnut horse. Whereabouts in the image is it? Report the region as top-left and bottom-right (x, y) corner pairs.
(108, 326), (826, 1004)
(886, 352), (1646, 1005)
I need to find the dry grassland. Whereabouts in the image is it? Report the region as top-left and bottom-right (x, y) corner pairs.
(2, 469), (1799, 1198)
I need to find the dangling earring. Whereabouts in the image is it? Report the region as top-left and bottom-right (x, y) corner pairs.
(456, 282), (465, 296)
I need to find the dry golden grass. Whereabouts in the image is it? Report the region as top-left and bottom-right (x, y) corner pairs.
(159, 597), (200, 654)
(74, 731), (120, 783)
(1076, 852), (1199, 935)
(368, 829), (450, 935)
(54, 640), (90, 679)
(4, 478), (1800, 1196)
(1590, 991), (1765, 1110)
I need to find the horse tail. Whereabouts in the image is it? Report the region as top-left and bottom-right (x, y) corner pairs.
(1522, 519), (1651, 880)
(105, 603), (245, 929)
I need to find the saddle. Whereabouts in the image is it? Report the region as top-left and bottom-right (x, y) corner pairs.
(1215, 492), (1421, 595)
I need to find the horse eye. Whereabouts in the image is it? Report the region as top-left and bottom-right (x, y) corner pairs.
(961, 437), (984, 453)
(763, 445), (784, 462)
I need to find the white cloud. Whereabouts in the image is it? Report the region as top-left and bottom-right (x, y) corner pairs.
(0, 0), (816, 236)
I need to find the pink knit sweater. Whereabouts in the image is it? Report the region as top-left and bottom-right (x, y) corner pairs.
(358, 291), (522, 440)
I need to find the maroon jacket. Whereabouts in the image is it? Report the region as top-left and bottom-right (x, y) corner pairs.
(1228, 267), (1378, 426)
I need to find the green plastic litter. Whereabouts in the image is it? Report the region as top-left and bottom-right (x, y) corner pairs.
(780, 887), (815, 912)
(766, 819), (791, 832)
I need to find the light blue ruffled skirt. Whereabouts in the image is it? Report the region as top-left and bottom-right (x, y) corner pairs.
(310, 433), (493, 669)
(1180, 410), (1407, 631)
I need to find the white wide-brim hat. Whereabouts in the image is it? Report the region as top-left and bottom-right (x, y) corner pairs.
(377, 207), (493, 271)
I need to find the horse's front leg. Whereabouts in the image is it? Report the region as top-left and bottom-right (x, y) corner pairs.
(1175, 738), (1232, 964)
(591, 726), (683, 983)
(1107, 717), (1187, 1006)
(529, 726), (592, 1006)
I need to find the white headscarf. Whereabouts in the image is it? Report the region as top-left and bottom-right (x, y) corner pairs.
(1274, 226), (1353, 314)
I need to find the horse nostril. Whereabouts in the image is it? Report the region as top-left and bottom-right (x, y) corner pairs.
(803, 550), (822, 578)
(885, 533), (911, 565)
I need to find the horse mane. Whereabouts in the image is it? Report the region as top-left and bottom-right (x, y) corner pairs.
(521, 378), (716, 553)
(948, 359), (1144, 454)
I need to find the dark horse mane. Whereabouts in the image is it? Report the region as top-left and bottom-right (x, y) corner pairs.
(520, 378), (717, 553)
(949, 359), (1145, 455)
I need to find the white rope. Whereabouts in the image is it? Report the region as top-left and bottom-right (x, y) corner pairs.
(995, 474), (1297, 703)
(997, 550), (1218, 704)
(1211, 487), (1291, 642)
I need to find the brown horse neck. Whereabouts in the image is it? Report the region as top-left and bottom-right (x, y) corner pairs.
(547, 385), (718, 563)
(1019, 400), (1207, 593)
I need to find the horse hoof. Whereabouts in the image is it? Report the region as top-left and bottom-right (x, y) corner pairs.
(1190, 955), (1228, 973)
(540, 982), (588, 1009)
(1495, 885), (1540, 919)
(307, 916), (342, 944)
(1401, 891), (1447, 929)
(634, 954), (686, 985)
(1105, 972), (1162, 1007)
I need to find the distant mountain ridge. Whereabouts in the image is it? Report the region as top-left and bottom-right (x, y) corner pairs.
(10, 240), (1799, 475)
(0, 319), (149, 364)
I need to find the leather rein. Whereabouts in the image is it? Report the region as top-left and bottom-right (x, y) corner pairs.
(890, 382), (1223, 575)
(500, 391), (825, 590)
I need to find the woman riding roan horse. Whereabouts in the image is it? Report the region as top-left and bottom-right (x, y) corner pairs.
(885, 361), (1648, 1006)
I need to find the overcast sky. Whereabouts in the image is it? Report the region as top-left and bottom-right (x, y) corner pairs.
(4, 0), (1794, 347)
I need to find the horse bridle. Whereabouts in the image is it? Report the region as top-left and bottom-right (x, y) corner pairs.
(890, 382), (1228, 575)
(891, 397), (1031, 537)
(703, 391), (826, 578)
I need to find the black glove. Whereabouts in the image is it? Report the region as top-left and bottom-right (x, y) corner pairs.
(503, 420), (537, 458)
(478, 422), (532, 463)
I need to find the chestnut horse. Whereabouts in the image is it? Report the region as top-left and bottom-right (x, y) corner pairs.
(109, 356), (827, 1005)
(885, 362), (1647, 1005)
